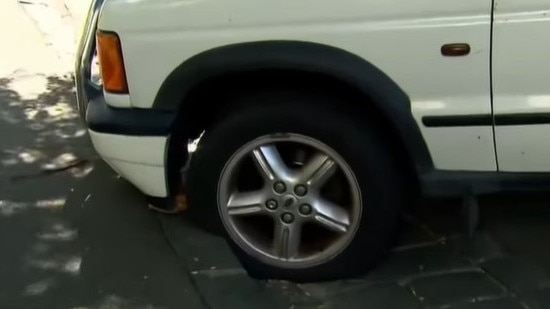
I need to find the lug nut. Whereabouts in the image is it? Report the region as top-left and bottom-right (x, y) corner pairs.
(274, 182), (286, 194)
(294, 185), (308, 196)
(266, 199), (278, 210)
(299, 204), (312, 215)
(281, 213), (294, 224)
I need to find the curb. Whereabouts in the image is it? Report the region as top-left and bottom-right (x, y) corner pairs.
(63, 0), (91, 30)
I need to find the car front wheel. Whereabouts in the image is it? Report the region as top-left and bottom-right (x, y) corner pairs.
(187, 91), (408, 281)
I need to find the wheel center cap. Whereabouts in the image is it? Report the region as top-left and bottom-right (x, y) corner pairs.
(283, 195), (297, 208)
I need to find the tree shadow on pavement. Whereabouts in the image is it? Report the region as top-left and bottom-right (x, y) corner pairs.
(0, 74), (202, 309)
(0, 73), (95, 201)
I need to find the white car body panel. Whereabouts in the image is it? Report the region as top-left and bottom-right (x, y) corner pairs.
(104, 91), (132, 108)
(88, 130), (168, 196)
(492, 0), (550, 171)
(98, 0), (496, 171)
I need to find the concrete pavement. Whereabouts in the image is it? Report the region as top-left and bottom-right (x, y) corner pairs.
(63, 0), (91, 30)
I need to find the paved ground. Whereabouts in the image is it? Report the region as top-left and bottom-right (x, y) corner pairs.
(1, 1), (550, 309)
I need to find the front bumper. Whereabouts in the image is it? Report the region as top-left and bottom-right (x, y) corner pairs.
(74, 0), (176, 197)
(88, 131), (170, 197)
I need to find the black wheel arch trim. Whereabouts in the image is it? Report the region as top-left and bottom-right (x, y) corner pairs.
(86, 95), (176, 136)
(153, 40), (434, 174)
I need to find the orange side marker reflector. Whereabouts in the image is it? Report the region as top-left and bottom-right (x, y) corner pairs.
(96, 31), (128, 94)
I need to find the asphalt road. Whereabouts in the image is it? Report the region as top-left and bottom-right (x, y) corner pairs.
(2, 1), (550, 309)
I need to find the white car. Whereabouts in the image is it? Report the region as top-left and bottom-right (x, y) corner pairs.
(75, 0), (550, 281)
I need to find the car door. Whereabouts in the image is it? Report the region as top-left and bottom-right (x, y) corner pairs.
(493, 0), (550, 171)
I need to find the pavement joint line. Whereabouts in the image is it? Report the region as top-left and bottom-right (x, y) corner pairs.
(156, 214), (212, 309)
(405, 284), (430, 309)
(297, 267), (486, 293)
(190, 268), (247, 277)
(469, 252), (506, 265)
(392, 238), (448, 253)
(285, 267), (488, 294)
(478, 264), (533, 309)
(435, 295), (508, 309)
(397, 267), (483, 286)
(404, 214), (444, 240)
(478, 263), (515, 293)
(517, 299), (533, 309)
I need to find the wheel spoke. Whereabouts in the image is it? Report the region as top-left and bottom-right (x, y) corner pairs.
(273, 222), (301, 259)
(252, 145), (291, 181)
(313, 199), (350, 233)
(299, 153), (337, 189)
(227, 191), (264, 216)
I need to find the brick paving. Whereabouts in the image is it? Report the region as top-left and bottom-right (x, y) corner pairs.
(160, 197), (550, 309)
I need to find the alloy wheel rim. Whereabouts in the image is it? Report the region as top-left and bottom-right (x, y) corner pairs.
(217, 133), (362, 268)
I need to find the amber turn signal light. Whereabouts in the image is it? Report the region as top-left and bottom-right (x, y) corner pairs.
(96, 31), (128, 93)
